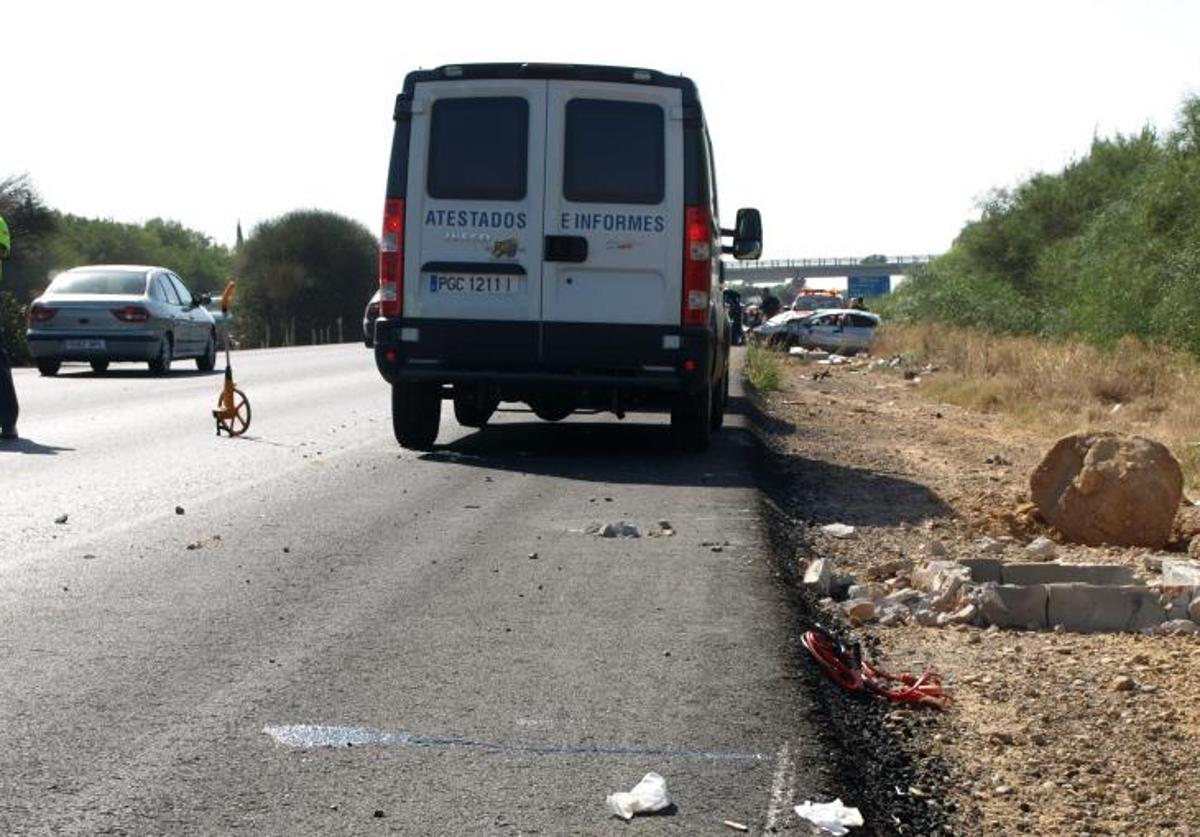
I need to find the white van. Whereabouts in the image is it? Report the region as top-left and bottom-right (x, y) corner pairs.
(372, 63), (762, 450)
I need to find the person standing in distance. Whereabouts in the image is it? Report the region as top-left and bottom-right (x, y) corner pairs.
(0, 215), (19, 440)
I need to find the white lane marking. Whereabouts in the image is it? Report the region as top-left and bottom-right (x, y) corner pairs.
(764, 742), (793, 832)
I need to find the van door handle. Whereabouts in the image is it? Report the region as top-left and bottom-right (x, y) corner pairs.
(544, 235), (588, 263)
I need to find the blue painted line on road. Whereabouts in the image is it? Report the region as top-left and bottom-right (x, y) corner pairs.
(263, 724), (763, 764)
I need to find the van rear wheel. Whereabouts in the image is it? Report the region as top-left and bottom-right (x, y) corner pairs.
(453, 390), (498, 428)
(392, 382), (441, 449)
(671, 381), (712, 452)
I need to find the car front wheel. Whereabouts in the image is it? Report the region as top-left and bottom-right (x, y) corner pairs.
(37, 359), (61, 377)
(196, 332), (217, 372)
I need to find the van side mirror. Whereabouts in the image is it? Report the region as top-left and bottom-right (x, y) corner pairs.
(722, 208), (762, 261)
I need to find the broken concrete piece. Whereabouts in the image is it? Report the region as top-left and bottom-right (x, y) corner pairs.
(847, 582), (889, 601)
(911, 561), (971, 595)
(1046, 584), (1167, 633)
(977, 584), (1050, 630)
(884, 588), (924, 606)
(959, 558), (1002, 584)
(1190, 597), (1200, 624)
(1000, 563), (1138, 586)
(822, 523), (856, 539)
(1030, 432), (1183, 548)
(1161, 559), (1200, 586)
(843, 599), (877, 623)
(914, 609), (939, 627)
(1025, 536), (1057, 560)
(804, 558), (832, 595)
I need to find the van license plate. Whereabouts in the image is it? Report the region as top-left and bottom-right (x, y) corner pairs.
(428, 273), (521, 295)
(64, 339), (106, 350)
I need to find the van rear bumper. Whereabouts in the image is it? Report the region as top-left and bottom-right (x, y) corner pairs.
(373, 318), (715, 396)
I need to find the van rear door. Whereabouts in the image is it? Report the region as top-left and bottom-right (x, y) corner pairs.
(404, 81), (547, 367)
(541, 82), (684, 365)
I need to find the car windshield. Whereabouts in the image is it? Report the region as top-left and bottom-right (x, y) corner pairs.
(49, 270), (147, 295)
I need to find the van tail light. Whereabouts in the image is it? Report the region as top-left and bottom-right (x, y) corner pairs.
(111, 306), (150, 323)
(29, 304), (58, 323)
(683, 205), (712, 326)
(379, 198), (405, 318)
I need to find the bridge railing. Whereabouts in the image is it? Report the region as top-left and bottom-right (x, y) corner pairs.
(725, 255), (939, 270)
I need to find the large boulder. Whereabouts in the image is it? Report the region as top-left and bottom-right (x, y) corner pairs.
(1030, 432), (1182, 548)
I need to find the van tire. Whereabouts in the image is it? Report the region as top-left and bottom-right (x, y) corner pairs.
(710, 370), (728, 431)
(671, 381), (712, 452)
(392, 382), (441, 449)
(453, 391), (498, 428)
(37, 359), (61, 376)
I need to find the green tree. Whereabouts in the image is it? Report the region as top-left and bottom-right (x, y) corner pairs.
(234, 210), (377, 346)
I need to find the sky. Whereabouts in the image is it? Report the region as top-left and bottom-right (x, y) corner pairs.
(4, 0), (1199, 262)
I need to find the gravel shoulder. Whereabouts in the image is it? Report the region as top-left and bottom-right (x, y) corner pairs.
(754, 353), (1200, 836)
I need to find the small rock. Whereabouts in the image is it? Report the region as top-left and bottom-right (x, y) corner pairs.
(175, 506), (185, 515)
(966, 632), (981, 645)
(922, 540), (948, 558)
(986, 454), (1012, 466)
(711, 545), (724, 553)
(54, 514), (69, 525)
(975, 536), (1006, 555)
(988, 731), (1016, 746)
(373, 810), (385, 819)
(914, 609), (939, 627)
(186, 542), (202, 551)
(1025, 536), (1057, 560)
(947, 603), (978, 625)
(1151, 619), (1200, 636)
(821, 523), (856, 539)
(82, 553), (97, 561)
(1113, 675), (1136, 692)
(843, 599), (877, 623)
(848, 583), (889, 601)
(528, 552), (539, 560)
(1189, 597), (1200, 624)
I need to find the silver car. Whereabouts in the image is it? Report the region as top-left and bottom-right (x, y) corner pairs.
(26, 265), (218, 376)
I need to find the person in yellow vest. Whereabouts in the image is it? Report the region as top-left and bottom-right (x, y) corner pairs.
(0, 215), (20, 439)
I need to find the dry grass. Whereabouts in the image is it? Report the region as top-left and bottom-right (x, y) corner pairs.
(874, 323), (1200, 489)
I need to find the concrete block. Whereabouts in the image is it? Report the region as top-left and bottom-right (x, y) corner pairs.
(960, 558), (1002, 584)
(1000, 563), (1138, 586)
(803, 558), (831, 595)
(1046, 584), (1166, 633)
(977, 584), (1049, 630)
(1162, 559), (1200, 586)
(911, 561), (970, 594)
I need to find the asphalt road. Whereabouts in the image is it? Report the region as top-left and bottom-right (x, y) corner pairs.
(0, 345), (830, 834)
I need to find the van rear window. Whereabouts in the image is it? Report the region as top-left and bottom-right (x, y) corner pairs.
(564, 99), (664, 205)
(427, 97), (528, 200)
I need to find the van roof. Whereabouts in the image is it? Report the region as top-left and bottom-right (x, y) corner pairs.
(402, 63), (701, 107)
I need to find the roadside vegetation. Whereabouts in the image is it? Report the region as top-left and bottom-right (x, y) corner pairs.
(0, 174), (376, 362)
(874, 322), (1200, 488)
(743, 344), (782, 392)
(883, 95), (1200, 351)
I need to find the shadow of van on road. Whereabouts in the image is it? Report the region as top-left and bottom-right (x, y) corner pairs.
(419, 404), (758, 490)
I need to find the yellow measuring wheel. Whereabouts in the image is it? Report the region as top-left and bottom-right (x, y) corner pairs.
(211, 281), (252, 437)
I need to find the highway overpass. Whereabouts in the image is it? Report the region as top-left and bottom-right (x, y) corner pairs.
(725, 255), (938, 285)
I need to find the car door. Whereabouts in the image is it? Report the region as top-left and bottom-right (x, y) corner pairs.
(167, 273), (202, 354)
(540, 82), (684, 365)
(802, 313), (839, 350)
(404, 80), (547, 367)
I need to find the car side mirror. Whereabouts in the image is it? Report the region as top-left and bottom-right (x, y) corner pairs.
(198, 293), (213, 306)
(722, 208), (762, 261)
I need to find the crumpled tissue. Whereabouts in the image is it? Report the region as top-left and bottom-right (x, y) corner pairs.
(606, 772), (671, 820)
(794, 798), (864, 835)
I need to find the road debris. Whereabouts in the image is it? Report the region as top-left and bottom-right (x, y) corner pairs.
(175, 505), (185, 515)
(54, 514), (68, 525)
(722, 820), (749, 832)
(589, 521), (641, 539)
(794, 798), (864, 835)
(606, 772), (671, 820)
(821, 523), (856, 539)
